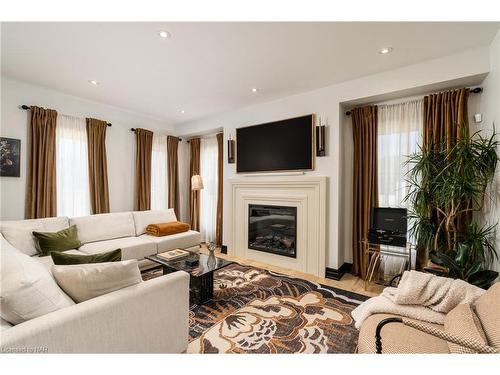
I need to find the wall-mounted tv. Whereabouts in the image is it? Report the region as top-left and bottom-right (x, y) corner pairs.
(236, 114), (314, 173)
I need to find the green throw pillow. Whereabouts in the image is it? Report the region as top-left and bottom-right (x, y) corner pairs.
(33, 225), (82, 256)
(50, 249), (122, 265)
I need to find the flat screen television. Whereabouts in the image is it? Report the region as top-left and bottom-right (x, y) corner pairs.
(236, 114), (314, 173)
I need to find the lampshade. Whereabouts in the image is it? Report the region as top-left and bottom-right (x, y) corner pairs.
(191, 175), (204, 190)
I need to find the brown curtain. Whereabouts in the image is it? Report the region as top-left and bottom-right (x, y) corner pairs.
(419, 88), (470, 268)
(189, 138), (201, 231)
(134, 128), (153, 211)
(424, 88), (470, 153)
(86, 118), (110, 214)
(215, 133), (224, 246)
(351, 105), (378, 279)
(167, 136), (180, 218)
(26, 106), (58, 219)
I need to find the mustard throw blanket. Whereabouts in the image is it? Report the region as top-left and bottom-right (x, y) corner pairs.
(146, 221), (190, 237)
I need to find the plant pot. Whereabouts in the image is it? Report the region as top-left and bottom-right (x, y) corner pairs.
(415, 245), (429, 271)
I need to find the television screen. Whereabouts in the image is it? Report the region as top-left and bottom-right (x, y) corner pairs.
(236, 114), (314, 173)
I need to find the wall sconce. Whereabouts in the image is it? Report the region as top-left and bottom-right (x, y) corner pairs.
(316, 116), (326, 157)
(228, 134), (235, 164)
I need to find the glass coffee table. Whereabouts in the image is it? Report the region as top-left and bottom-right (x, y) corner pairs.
(146, 250), (233, 304)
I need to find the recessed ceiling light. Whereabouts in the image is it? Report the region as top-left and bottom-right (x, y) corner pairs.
(251, 88), (258, 93)
(379, 47), (393, 55)
(88, 80), (99, 85)
(159, 31), (171, 39)
(180, 110), (185, 114)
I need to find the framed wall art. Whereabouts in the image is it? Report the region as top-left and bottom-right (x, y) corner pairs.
(0, 137), (21, 177)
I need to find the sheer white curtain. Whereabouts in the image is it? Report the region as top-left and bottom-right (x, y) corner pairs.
(56, 114), (91, 217)
(200, 136), (218, 243)
(377, 99), (423, 208)
(151, 134), (168, 210)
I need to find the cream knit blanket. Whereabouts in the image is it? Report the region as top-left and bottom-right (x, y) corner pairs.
(351, 270), (485, 329)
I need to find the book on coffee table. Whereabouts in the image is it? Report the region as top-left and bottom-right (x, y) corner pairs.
(157, 249), (190, 261)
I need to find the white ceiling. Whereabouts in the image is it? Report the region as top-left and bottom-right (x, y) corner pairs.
(2, 22), (499, 124)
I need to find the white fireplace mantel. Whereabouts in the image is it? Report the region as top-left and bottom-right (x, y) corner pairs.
(229, 176), (327, 277)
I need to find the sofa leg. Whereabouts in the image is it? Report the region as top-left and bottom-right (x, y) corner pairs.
(375, 317), (403, 354)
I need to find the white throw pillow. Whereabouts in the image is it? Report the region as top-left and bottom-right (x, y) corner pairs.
(0, 234), (75, 325)
(51, 260), (143, 303)
(0, 226), (40, 256)
(0, 217), (69, 256)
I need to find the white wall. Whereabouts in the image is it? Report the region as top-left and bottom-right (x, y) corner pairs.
(0, 77), (174, 220)
(480, 30), (500, 271)
(175, 46), (491, 270)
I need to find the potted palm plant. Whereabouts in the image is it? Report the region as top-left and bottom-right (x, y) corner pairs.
(405, 124), (499, 288)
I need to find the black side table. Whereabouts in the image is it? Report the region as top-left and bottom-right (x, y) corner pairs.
(146, 251), (233, 304)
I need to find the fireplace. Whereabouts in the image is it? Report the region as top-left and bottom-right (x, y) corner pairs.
(248, 204), (297, 258)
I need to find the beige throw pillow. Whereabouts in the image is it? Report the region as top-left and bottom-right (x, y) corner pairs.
(473, 282), (500, 348)
(0, 234), (75, 325)
(51, 260), (142, 303)
(444, 303), (487, 353)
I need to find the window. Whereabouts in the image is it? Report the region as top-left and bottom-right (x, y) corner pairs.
(151, 134), (168, 210)
(377, 99), (423, 254)
(200, 136), (218, 243)
(56, 114), (91, 217)
(377, 100), (422, 207)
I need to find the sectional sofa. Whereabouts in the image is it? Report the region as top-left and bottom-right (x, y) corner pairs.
(0, 209), (201, 270)
(0, 209), (200, 353)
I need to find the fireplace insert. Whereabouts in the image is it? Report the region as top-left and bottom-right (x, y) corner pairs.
(248, 204), (297, 258)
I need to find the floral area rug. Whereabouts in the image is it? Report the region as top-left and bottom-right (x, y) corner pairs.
(142, 263), (368, 353)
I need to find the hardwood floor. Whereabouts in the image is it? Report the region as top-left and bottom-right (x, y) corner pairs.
(200, 245), (384, 297)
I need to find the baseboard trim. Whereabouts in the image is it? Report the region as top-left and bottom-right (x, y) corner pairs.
(325, 263), (353, 281)
(221, 245), (228, 254)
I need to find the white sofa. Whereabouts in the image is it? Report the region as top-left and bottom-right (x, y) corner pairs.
(0, 209), (199, 353)
(0, 209), (201, 270)
(0, 269), (190, 353)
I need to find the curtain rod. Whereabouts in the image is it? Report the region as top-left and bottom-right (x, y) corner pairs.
(344, 86), (483, 116)
(130, 128), (181, 141)
(20, 105), (112, 127)
(186, 132), (222, 143)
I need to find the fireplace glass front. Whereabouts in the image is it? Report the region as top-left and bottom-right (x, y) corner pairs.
(248, 204), (297, 258)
